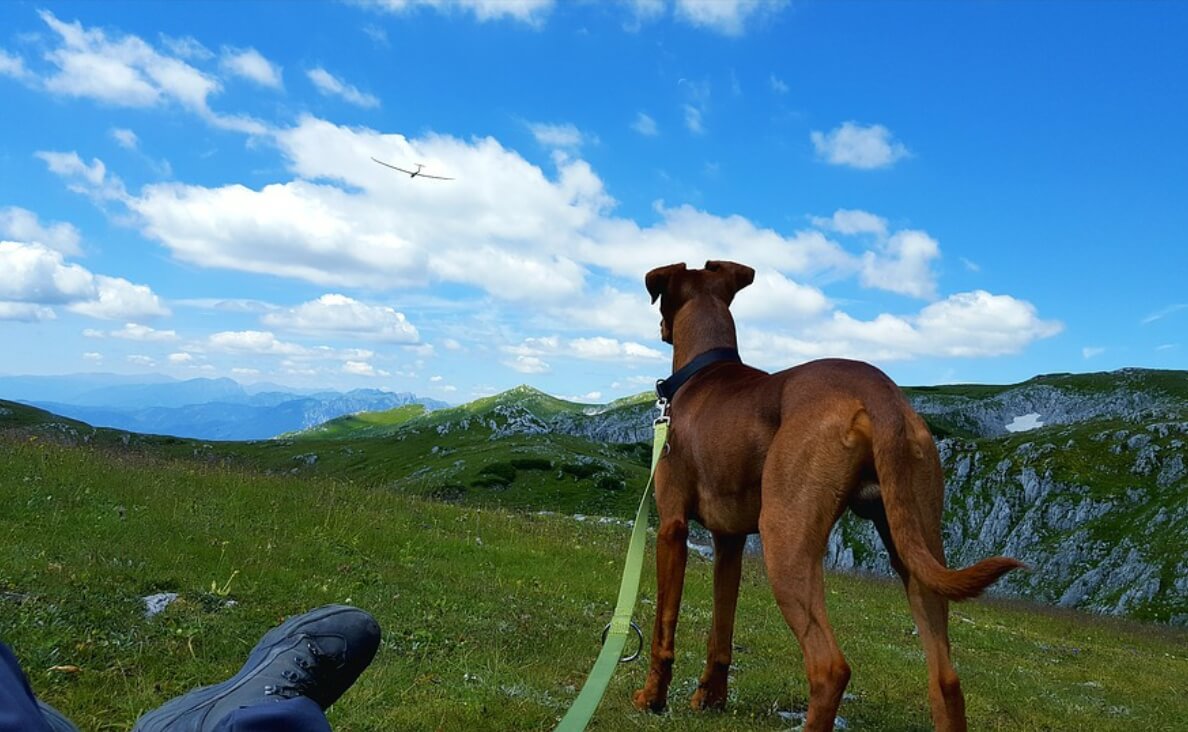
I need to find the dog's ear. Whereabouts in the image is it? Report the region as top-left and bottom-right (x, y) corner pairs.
(704, 260), (755, 297)
(645, 263), (687, 304)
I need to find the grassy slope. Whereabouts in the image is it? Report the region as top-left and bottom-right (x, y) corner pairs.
(1, 438), (1185, 731)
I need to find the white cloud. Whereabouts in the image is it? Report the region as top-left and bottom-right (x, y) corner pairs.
(811, 208), (888, 238)
(769, 74), (788, 94)
(0, 240), (97, 303)
(67, 276), (170, 320)
(1082, 346), (1105, 359)
(505, 355), (550, 374)
(442, 338), (463, 351)
(127, 354), (156, 366)
(673, 0), (787, 36)
(0, 49), (31, 80)
(528, 122), (585, 149)
(232, 367), (260, 375)
(220, 47), (282, 89)
(732, 271), (829, 322)
(107, 322), (179, 341)
(358, 0), (554, 25)
(307, 67), (379, 108)
(741, 290), (1062, 367)
(83, 351), (103, 362)
(262, 294), (420, 343)
(0, 207), (82, 255)
(506, 335), (662, 362)
(429, 375), (444, 382)
(811, 122), (910, 170)
(631, 112), (658, 136)
(32, 11), (265, 134)
(168, 351), (194, 363)
(343, 360), (389, 377)
(110, 127), (139, 150)
(208, 330), (308, 356)
(35, 150), (128, 202)
(860, 230), (940, 299)
(129, 115), (607, 301)
(0, 302), (56, 322)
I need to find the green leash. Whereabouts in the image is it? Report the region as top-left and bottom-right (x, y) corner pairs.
(554, 416), (669, 732)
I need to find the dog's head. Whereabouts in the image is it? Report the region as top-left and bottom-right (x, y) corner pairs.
(645, 260), (755, 344)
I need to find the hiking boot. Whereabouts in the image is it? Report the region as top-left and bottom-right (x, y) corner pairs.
(37, 700), (81, 732)
(132, 605), (380, 731)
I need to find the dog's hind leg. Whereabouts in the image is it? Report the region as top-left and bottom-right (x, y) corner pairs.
(690, 531), (746, 711)
(870, 508), (968, 732)
(632, 516), (689, 712)
(760, 432), (857, 732)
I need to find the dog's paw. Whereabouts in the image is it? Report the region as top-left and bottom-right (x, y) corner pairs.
(690, 684), (728, 711)
(632, 687), (667, 713)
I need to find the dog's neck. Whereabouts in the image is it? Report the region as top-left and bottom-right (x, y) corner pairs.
(671, 296), (739, 371)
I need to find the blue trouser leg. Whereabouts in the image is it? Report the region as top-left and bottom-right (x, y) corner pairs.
(0, 641), (52, 732)
(211, 697), (331, 732)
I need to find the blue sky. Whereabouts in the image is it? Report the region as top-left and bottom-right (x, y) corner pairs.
(1, 0), (1186, 403)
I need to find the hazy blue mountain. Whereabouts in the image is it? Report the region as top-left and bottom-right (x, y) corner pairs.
(0, 373), (176, 404)
(1, 373), (448, 440)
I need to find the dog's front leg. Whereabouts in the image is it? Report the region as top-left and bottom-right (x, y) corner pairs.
(633, 517), (689, 712)
(691, 532), (745, 711)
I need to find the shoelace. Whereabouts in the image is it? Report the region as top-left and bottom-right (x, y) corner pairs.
(263, 637), (343, 699)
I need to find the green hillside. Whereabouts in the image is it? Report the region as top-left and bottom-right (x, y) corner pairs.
(2, 434), (1185, 731)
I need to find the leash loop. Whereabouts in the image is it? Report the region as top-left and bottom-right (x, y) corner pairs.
(600, 620), (644, 663)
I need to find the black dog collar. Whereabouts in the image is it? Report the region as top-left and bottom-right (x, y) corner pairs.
(655, 347), (741, 403)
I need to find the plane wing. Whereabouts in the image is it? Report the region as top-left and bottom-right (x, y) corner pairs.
(371, 157), (416, 176)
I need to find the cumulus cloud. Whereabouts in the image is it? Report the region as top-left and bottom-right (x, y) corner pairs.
(506, 334), (662, 362)
(262, 294), (420, 343)
(860, 230), (941, 299)
(220, 47), (282, 89)
(208, 330), (308, 356)
(0, 302), (56, 322)
(29, 11), (265, 134)
(741, 290), (1062, 367)
(127, 354), (156, 366)
(505, 355), (550, 374)
(0, 207), (82, 255)
(68, 276), (170, 320)
(673, 0), (788, 36)
(811, 122), (910, 170)
(36, 150), (128, 202)
(168, 351), (194, 363)
(343, 360), (389, 377)
(307, 67), (379, 108)
(1, 240), (98, 303)
(106, 322), (179, 341)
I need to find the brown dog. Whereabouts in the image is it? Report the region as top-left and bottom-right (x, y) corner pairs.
(635, 260), (1023, 732)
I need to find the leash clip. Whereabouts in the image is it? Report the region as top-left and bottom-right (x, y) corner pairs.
(601, 620), (644, 663)
(654, 394), (669, 424)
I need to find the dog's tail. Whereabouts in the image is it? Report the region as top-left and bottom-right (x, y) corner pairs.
(866, 393), (1025, 601)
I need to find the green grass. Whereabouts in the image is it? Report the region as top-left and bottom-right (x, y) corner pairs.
(2, 437), (1186, 731)
(290, 404), (428, 439)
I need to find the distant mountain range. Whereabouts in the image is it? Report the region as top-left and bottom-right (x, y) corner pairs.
(1, 368), (1184, 627)
(0, 373), (448, 440)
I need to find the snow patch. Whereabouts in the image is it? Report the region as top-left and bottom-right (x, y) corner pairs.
(1005, 413), (1044, 432)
